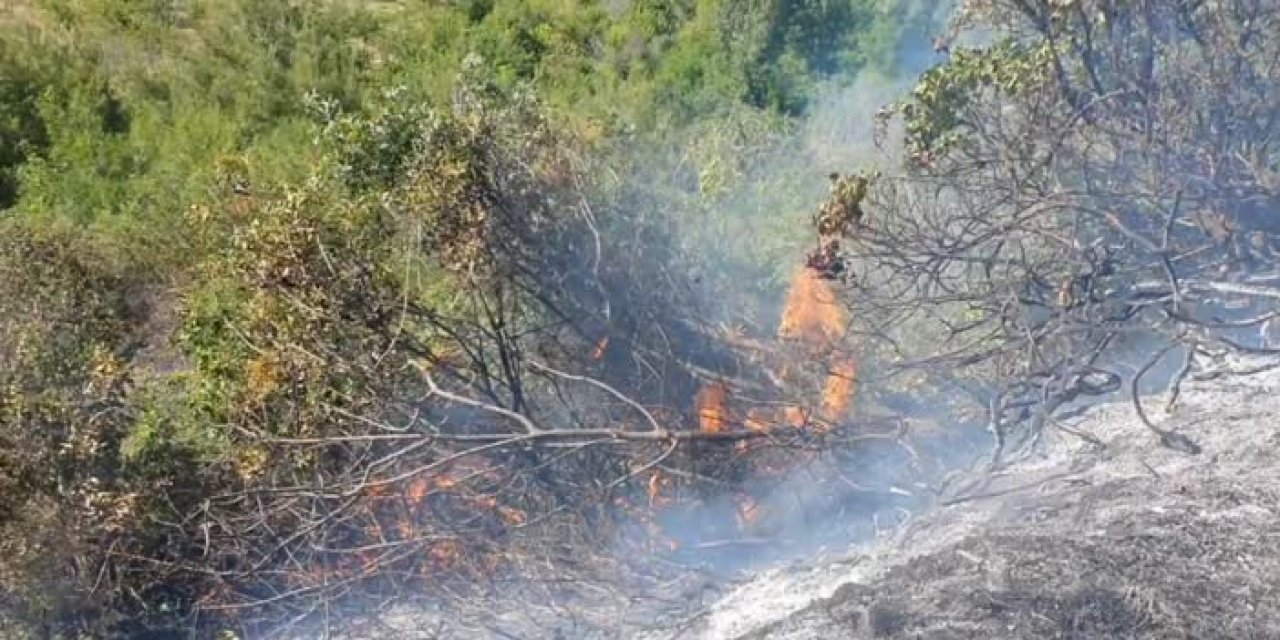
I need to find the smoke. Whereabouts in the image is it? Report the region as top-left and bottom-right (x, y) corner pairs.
(374, 7), (1009, 638)
(581, 2), (981, 621)
(511, 1), (1280, 636)
(321, 6), (988, 638)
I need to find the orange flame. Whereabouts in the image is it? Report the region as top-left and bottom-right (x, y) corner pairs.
(498, 505), (527, 526)
(784, 405), (807, 428)
(591, 336), (610, 360)
(406, 476), (431, 505)
(397, 520), (415, 540)
(736, 494), (761, 529)
(820, 356), (858, 423)
(326, 257), (862, 592)
(777, 267), (847, 348)
(428, 540), (463, 571)
(745, 407), (772, 432)
(695, 381), (731, 433)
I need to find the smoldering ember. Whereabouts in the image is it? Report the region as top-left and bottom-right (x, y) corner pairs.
(2, 1), (1280, 639)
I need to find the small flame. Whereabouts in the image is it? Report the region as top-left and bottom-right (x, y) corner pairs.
(820, 356), (858, 423)
(428, 540), (463, 570)
(647, 471), (675, 509)
(591, 335), (610, 360)
(784, 405), (807, 428)
(736, 494), (761, 528)
(745, 407), (772, 432)
(695, 381), (731, 433)
(405, 476), (430, 505)
(397, 520), (415, 540)
(326, 256), (863, 589)
(498, 505), (527, 526)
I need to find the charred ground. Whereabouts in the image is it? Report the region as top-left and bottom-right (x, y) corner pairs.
(723, 356), (1280, 640)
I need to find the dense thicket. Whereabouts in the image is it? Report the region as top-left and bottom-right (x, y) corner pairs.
(12, 0), (1278, 637)
(0, 1), (944, 637)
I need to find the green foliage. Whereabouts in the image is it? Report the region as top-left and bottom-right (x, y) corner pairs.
(306, 85), (432, 193)
(0, 0), (931, 281)
(0, 42), (55, 208)
(0, 0), (949, 634)
(0, 0), (382, 271)
(889, 38), (1056, 163)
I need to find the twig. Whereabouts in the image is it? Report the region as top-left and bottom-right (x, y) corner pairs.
(419, 365), (545, 434)
(528, 360), (668, 434)
(1131, 341), (1202, 455)
(1164, 344), (1195, 413)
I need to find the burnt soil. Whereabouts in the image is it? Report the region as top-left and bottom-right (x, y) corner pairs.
(715, 357), (1280, 639)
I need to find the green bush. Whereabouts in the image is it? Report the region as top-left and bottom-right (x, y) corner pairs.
(0, 0), (950, 634)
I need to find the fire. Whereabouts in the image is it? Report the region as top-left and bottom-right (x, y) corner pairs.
(784, 405), (807, 428)
(406, 476), (431, 504)
(397, 520), (415, 540)
(326, 459), (528, 581)
(691, 260), (856, 437)
(647, 472), (663, 507)
(318, 222), (863, 594)
(497, 505), (527, 526)
(745, 407), (772, 432)
(777, 267), (847, 348)
(428, 539), (463, 571)
(820, 356), (858, 424)
(695, 381), (732, 433)
(735, 493), (761, 529)
(591, 335), (610, 360)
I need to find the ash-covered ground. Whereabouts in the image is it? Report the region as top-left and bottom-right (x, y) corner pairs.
(349, 354), (1280, 640)
(649, 355), (1280, 640)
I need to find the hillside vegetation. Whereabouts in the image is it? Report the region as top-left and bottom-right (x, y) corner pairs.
(7, 1), (1279, 638)
(0, 1), (943, 637)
